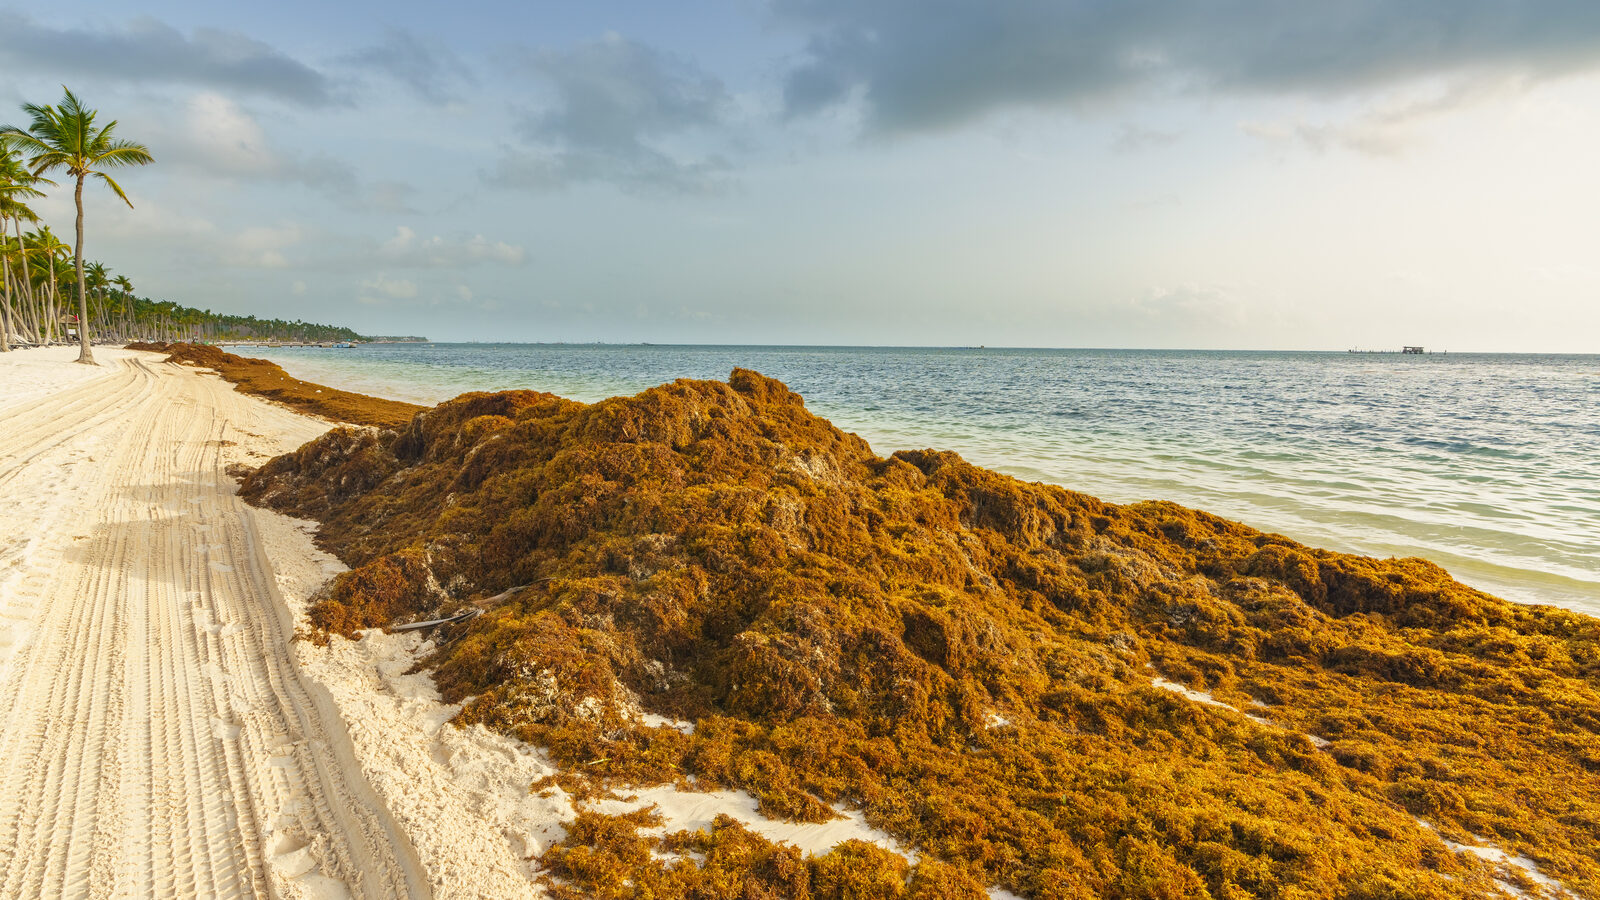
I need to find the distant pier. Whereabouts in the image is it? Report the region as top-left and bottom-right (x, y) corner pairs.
(1347, 345), (1444, 355)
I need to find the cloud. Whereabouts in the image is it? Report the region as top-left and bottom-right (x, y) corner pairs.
(490, 33), (732, 192)
(159, 94), (420, 209)
(365, 181), (418, 214)
(775, 1), (1600, 133)
(379, 226), (526, 266)
(1241, 78), (1525, 156)
(223, 224), (303, 268)
(90, 198), (309, 270)
(359, 274), (419, 303)
(0, 13), (331, 105)
(1113, 124), (1181, 154)
(1120, 284), (1249, 330)
(342, 27), (474, 104)
(164, 92), (350, 187)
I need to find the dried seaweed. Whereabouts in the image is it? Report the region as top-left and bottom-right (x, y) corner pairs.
(242, 368), (1600, 899)
(131, 341), (423, 428)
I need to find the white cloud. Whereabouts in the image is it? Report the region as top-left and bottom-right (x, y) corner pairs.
(1122, 284), (1249, 329)
(158, 93), (373, 200)
(291, 280), (307, 295)
(222, 224), (303, 268)
(1241, 77), (1528, 157)
(360, 274), (419, 300)
(184, 92), (278, 175)
(379, 226), (527, 266)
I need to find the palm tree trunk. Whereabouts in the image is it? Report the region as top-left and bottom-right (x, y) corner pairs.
(73, 176), (93, 364)
(14, 218), (38, 343)
(45, 259), (58, 344)
(1, 221), (12, 353)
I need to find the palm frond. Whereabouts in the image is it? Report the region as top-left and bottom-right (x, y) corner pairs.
(0, 129), (52, 159)
(93, 171), (135, 209)
(91, 140), (154, 168)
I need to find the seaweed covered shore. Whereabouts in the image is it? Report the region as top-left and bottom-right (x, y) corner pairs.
(239, 368), (1600, 899)
(127, 341), (423, 427)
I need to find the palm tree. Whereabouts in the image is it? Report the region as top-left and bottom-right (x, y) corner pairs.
(112, 274), (133, 340)
(86, 261), (109, 338)
(0, 88), (152, 364)
(0, 148), (48, 352)
(30, 226), (69, 343)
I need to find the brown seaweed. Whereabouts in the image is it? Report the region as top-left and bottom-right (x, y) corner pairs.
(130, 341), (423, 428)
(241, 367), (1600, 899)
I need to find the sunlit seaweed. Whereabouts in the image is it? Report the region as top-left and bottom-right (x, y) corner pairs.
(241, 367), (1600, 899)
(130, 341), (423, 428)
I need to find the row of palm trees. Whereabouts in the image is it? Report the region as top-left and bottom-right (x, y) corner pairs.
(1, 88), (372, 354)
(0, 87), (153, 364)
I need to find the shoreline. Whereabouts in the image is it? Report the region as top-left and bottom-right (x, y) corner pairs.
(237, 341), (1600, 618)
(236, 355), (1600, 895)
(2, 345), (1594, 898)
(0, 347), (945, 898)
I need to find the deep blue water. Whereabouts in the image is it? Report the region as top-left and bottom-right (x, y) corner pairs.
(245, 344), (1600, 617)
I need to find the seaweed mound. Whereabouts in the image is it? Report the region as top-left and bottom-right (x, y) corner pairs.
(242, 369), (1600, 899)
(131, 342), (423, 427)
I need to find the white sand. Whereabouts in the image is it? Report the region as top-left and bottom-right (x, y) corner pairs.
(0, 348), (427, 899)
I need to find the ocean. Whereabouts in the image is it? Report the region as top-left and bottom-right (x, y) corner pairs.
(242, 344), (1600, 618)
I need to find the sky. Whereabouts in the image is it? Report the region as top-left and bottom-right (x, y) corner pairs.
(4, 2), (1600, 350)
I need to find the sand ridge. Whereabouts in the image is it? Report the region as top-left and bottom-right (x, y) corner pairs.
(0, 348), (429, 899)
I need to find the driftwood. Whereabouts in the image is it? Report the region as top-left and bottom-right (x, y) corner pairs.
(389, 580), (549, 632)
(389, 608), (482, 633)
(472, 582), (539, 609)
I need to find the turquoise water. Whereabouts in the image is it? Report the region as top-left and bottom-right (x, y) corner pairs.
(244, 344), (1600, 618)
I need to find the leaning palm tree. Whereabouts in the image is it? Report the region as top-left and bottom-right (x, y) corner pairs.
(0, 148), (48, 352)
(0, 88), (152, 364)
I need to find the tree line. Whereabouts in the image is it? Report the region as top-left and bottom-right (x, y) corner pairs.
(1, 88), (373, 357)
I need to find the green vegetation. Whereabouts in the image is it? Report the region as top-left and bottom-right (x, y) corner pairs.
(0, 88), (380, 351)
(241, 369), (1600, 900)
(1, 87), (152, 363)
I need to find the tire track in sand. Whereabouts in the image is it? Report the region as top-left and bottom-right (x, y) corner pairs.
(0, 352), (428, 899)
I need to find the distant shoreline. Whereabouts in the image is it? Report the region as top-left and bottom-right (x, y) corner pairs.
(239, 341), (1597, 356)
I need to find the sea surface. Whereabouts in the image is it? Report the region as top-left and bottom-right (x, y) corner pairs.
(244, 344), (1600, 618)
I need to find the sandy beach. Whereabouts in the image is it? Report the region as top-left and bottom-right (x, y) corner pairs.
(0, 347), (930, 899)
(0, 347), (428, 898)
(0, 344), (1588, 900)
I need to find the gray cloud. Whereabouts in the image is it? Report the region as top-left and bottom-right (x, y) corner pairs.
(0, 13), (332, 105)
(776, 1), (1600, 132)
(342, 28), (474, 104)
(1113, 124), (1181, 154)
(491, 34), (732, 192)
